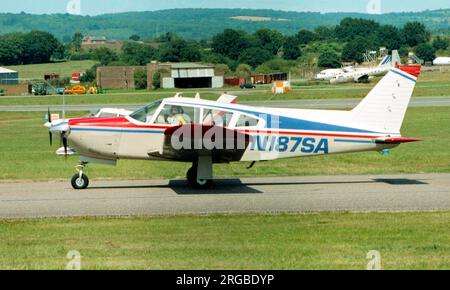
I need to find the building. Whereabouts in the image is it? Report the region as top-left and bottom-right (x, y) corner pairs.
(147, 62), (224, 89)
(97, 66), (146, 89)
(0, 67), (18, 85)
(82, 36), (107, 45)
(82, 36), (123, 52)
(251, 72), (288, 85)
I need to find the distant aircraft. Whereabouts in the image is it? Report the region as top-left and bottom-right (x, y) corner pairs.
(47, 66), (422, 190)
(316, 51), (401, 84)
(433, 57), (450, 65)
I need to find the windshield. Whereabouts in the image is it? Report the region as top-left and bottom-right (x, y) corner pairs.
(129, 100), (162, 123)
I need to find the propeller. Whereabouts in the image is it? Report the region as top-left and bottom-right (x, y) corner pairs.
(48, 107), (53, 146)
(47, 110), (71, 159)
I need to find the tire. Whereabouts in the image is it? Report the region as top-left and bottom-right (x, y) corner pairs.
(186, 166), (213, 190)
(71, 174), (89, 190)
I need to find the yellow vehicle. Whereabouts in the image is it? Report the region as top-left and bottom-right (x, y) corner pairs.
(64, 85), (86, 95)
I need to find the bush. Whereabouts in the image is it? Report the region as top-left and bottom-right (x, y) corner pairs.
(134, 68), (147, 90)
(69, 52), (93, 61)
(80, 64), (98, 83)
(432, 36), (449, 51)
(415, 43), (436, 62)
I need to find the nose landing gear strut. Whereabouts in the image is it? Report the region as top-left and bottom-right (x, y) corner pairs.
(71, 162), (89, 190)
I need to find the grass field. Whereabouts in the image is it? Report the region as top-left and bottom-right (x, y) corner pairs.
(0, 212), (448, 270)
(0, 106), (449, 181)
(0, 69), (449, 107)
(4, 60), (98, 80)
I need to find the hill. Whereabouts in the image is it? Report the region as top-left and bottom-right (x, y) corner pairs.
(0, 8), (449, 41)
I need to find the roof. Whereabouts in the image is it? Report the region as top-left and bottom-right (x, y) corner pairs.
(0, 67), (17, 74)
(166, 62), (214, 69)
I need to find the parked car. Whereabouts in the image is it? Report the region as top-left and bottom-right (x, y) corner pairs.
(240, 83), (256, 89)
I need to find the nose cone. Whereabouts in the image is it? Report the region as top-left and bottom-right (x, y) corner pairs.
(49, 121), (70, 134)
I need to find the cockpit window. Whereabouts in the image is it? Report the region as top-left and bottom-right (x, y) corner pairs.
(236, 114), (259, 127)
(129, 100), (162, 123)
(203, 109), (234, 127)
(155, 105), (196, 125)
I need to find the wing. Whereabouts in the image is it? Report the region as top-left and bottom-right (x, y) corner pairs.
(148, 124), (251, 163)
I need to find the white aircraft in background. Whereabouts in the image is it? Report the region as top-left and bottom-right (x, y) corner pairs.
(47, 66), (422, 190)
(433, 57), (450, 65)
(315, 66), (355, 81)
(316, 51), (401, 84)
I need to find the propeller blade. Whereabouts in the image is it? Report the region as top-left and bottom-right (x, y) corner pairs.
(62, 133), (68, 161)
(48, 107), (52, 146)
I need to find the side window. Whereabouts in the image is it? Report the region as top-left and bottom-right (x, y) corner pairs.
(155, 105), (196, 125)
(236, 114), (259, 127)
(203, 109), (234, 127)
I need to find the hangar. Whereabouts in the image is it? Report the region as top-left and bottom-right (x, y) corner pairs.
(0, 67), (18, 85)
(147, 62), (224, 89)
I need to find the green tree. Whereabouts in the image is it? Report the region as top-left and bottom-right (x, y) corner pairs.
(80, 64), (99, 83)
(92, 47), (119, 66)
(432, 36), (449, 51)
(376, 25), (404, 50)
(158, 38), (201, 62)
(238, 47), (273, 68)
(296, 30), (316, 45)
(214, 64), (231, 77)
(129, 34), (141, 41)
(21, 31), (63, 64)
(211, 29), (251, 60)
(342, 36), (373, 63)
(254, 28), (284, 55)
(314, 26), (335, 41)
(122, 42), (157, 65)
(70, 32), (83, 52)
(134, 68), (148, 90)
(235, 64), (252, 82)
(0, 33), (25, 65)
(415, 43), (436, 62)
(283, 36), (301, 60)
(318, 50), (341, 68)
(402, 22), (430, 47)
(336, 18), (380, 41)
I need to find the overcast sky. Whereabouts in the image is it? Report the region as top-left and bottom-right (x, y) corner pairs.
(0, 0), (449, 15)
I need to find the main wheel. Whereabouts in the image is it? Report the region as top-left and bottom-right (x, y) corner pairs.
(186, 166), (213, 189)
(71, 173), (89, 190)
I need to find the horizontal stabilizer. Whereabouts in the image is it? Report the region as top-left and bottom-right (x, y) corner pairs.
(375, 137), (422, 144)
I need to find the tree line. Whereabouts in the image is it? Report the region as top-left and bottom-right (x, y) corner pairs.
(0, 17), (449, 74)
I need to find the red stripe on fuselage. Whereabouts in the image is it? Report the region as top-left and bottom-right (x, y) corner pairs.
(68, 117), (383, 139)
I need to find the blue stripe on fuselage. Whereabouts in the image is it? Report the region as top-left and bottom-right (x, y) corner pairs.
(169, 101), (385, 134)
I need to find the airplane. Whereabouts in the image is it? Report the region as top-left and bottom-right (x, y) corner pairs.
(316, 51), (401, 84)
(433, 57), (450, 66)
(47, 65), (422, 190)
(315, 66), (355, 81)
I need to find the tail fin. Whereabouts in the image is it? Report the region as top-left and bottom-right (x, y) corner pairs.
(379, 54), (392, 67)
(351, 65), (421, 134)
(391, 50), (401, 67)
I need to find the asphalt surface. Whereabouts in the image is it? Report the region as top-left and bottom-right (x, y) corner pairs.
(1, 97), (450, 112)
(0, 174), (449, 219)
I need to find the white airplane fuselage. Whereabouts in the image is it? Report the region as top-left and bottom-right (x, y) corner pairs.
(49, 65), (422, 189)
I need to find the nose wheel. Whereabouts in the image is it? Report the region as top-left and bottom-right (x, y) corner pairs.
(71, 163), (89, 190)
